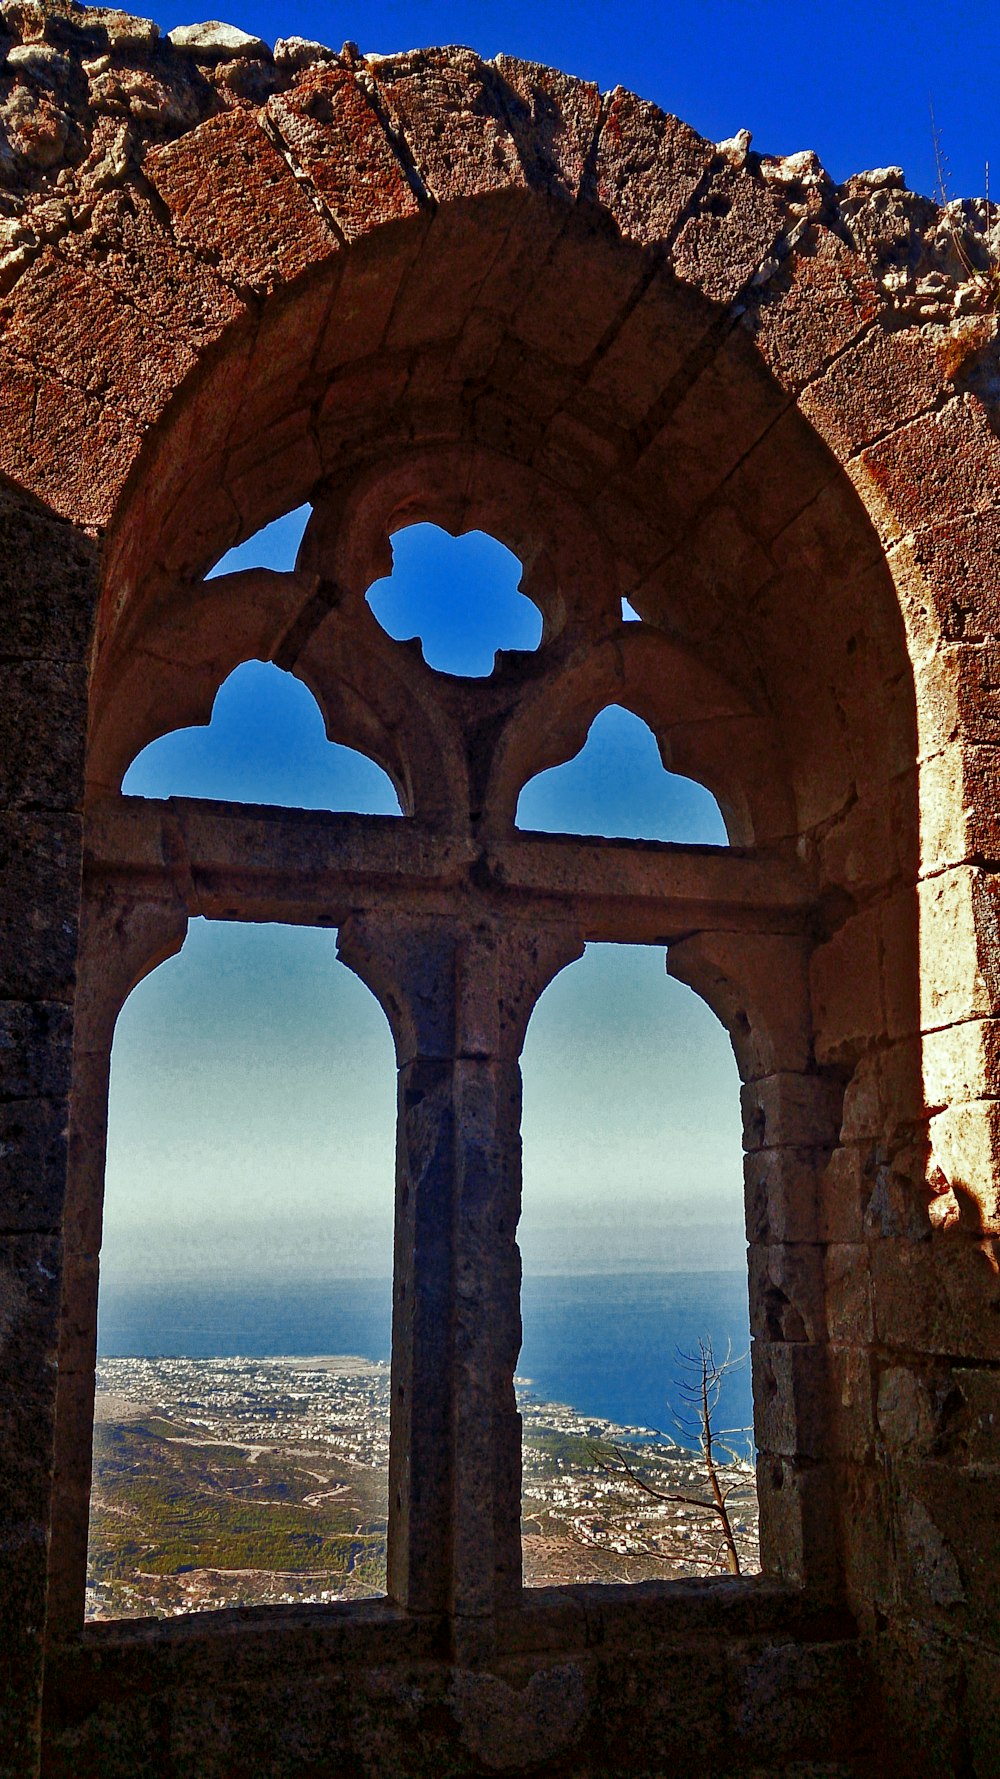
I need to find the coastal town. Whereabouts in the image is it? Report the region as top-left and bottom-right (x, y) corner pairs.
(519, 1387), (759, 1586)
(87, 1355), (758, 1620)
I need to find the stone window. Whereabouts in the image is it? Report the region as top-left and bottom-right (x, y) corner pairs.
(50, 454), (822, 1663)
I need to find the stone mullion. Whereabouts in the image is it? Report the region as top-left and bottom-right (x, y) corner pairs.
(384, 1044), (526, 1640)
(62, 864), (593, 1638)
(447, 1053), (524, 1648)
(387, 1049), (458, 1615)
(338, 914), (581, 1656)
(337, 915), (462, 1623)
(446, 927), (583, 1656)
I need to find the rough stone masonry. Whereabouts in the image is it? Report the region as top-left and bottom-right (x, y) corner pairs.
(1, 2), (1000, 1775)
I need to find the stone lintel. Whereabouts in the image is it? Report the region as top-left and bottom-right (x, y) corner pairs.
(84, 797), (814, 941)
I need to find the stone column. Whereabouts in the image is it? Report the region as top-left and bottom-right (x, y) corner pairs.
(339, 914), (580, 1661)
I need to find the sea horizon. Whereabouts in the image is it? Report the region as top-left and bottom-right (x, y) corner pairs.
(97, 1267), (753, 1444)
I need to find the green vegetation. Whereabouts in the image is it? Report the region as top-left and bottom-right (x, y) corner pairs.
(89, 1415), (387, 1606)
(90, 1495), (377, 1579)
(522, 1428), (598, 1470)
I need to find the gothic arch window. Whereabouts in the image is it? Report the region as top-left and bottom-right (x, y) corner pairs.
(55, 459), (820, 1656)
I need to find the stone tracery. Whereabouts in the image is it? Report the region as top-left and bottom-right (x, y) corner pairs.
(70, 475), (810, 1652)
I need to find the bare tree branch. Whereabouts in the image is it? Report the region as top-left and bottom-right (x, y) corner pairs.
(583, 1337), (755, 1579)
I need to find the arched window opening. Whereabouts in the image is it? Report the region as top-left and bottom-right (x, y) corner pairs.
(122, 661), (401, 815)
(518, 943), (757, 1588)
(207, 503), (310, 579)
(87, 920), (397, 1622)
(366, 523), (540, 676)
(516, 705), (728, 844)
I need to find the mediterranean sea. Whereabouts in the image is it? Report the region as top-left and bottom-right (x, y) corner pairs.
(97, 1269), (753, 1442)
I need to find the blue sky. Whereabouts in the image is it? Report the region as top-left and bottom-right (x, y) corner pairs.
(144, 0), (999, 199)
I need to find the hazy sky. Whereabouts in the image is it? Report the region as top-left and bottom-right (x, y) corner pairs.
(109, 520), (743, 1283)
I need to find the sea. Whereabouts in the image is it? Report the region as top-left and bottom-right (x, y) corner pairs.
(97, 1270), (753, 1443)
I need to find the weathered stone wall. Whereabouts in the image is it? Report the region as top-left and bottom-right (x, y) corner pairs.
(0, 475), (94, 1773)
(1, 4), (999, 1775)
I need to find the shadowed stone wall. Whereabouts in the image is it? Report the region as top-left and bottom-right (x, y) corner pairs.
(1, 4), (999, 1774)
